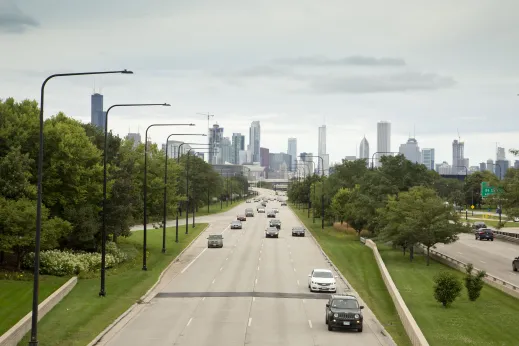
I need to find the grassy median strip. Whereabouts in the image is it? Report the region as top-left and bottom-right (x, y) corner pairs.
(289, 204), (412, 346)
(19, 224), (208, 346)
(194, 199), (245, 217)
(0, 275), (68, 335)
(380, 246), (519, 346)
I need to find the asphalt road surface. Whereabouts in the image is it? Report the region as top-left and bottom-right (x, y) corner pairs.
(95, 189), (394, 346)
(435, 234), (519, 286)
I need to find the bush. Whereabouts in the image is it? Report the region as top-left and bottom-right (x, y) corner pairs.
(433, 271), (462, 307)
(23, 242), (129, 276)
(465, 263), (486, 301)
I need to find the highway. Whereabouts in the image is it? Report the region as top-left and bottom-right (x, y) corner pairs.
(435, 234), (519, 286)
(95, 189), (395, 346)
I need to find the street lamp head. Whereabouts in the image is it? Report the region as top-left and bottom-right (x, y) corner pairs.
(163, 103), (171, 106)
(189, 123), (195, 126)
(121, 69), (134, 74)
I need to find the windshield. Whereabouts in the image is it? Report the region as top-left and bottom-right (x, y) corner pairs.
(331, 299), (359, 309)
(208, 235), (222, 239)
(313, 271), (333, 278)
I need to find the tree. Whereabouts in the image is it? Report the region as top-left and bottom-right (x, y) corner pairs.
(330, 188), (351, 223)
(499, 168), (519, 221)
(0, 145), (36, 200)
(433, 271), (462, 307)
(343, 189), (373, 235)
(0, 197), (71, 268)
(464, 263), (486, 301)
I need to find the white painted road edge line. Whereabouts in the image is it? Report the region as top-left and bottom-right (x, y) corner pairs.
(212, 279), (216, 284)
(202, 297), (205, 301)
(220, 225), (230, 235)
(180, 248), (207, 274)
(255, 278), (258, 284)
(253, 297), (256, 302)
(248, 318), (252, 327)
(308, 320), (312, 328)
(297, 280), (300, 286)
(187, 318), (193, 327)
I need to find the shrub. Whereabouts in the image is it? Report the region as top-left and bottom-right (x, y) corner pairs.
(464, 263), (486, 301)
(433, 271), (462, 307)
(23, 243), (129, 276)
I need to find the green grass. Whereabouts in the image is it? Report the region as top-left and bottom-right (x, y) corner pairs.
(289, 204), (412, 346)
(470, 219), (517, 228)
(0, 276), (68, 335)
(380, 246), (519, 346)
(195, 198), (246, 217)
(19, 224), (208, 346)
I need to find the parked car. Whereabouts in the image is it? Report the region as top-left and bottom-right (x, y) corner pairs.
(257, 208), (266, 213)
(513, 257), (519, 271)
(325, 294), (364, 332)
(269, 219), (281, 229)
(230, 221), (242, 229)
(207, 234), (223, 248)
(245, 208), (254, 217)
(475, 228), (494, 241)
(292, 226), (305, 237)
(472, 221), (487, 231)
(237, 215), (247, 221)
(265, 227), (279, 238)
(267, 210), (276, 218)
(308, 269), (337, 292)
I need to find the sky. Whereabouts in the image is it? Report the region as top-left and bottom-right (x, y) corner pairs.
(2, 0), (519, 167)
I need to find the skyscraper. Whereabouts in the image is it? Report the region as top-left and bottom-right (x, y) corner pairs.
(218, 137), (232, 164)
(359, 136), (369, 165)
(91, 93), (106, 130)
(208, 123), (224, 164)
(422, 148), (435, 170)
(260, 147), (270, 167)
(231, 133), (245, 164)
(287, 138), (297, 171)
(318, 125), (327, 173)
(126, 132), (142, 149)
(300, 152), (314, 176)
(376, 121), (391, 167)
(497, 147), (506, 161)
(249, 121), (261, 163)
(452, 139), (465, 174)
(399, 138), (421, 164)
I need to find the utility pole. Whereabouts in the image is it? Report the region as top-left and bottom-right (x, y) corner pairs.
(197, 112), (214, 163)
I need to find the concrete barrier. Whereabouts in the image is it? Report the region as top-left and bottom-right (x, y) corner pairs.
(0, 276), (77, 346)
(415, 245), (519, 300)
(365, 240), (430, 346)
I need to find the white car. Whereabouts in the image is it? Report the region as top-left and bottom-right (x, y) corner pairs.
(308, 269), (337, 293)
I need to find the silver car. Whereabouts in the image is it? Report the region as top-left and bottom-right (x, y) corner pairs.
(292, 226), (305, 237)
(207, 234), (223, 248)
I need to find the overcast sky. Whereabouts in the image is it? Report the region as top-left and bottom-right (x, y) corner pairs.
(2, 0), (519, 167)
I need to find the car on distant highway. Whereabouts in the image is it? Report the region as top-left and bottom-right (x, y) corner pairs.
(292, 226), (305, 237)
(325, 294), (364, 332)
(267, 210), (276, 218)
(237, 215), (247, 221)
(280, 201), (287, 206)
(265, 226), (279, 238)
(245, 208), (254, 217)
(207, 234), (223, 248)
(230, 221), (242, 229)
(273, 208), (279, 214)
(246, 199), (252, 203)
(257, 207), (265, 213)
(308, 269), (337, 293)
(269, 219), (281, 229)
(513, 257), (519, 271)
(261, 201), (267, 207)
(475, 228), (494, 241)
(472, 221), (487, 231)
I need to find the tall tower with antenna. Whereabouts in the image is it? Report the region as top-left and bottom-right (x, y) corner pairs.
(197, 112), (215, 163)
(91, 78), (105, 130)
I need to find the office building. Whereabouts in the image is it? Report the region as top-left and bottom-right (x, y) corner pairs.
(422, 148), (435, 170)
(287, 138), (297, 171)
(376, 121), (391, 167)
(249, 121), (261, 163)
(495, 160), (509, 179)
(218, 137), (233, 164)
(515, 160), (519, 169)
(260, 147), (270, 168)
(300, 152), (314, 176)
(359, 136), (369, 165)
(269, 153), (292, 171)
(231, 133), (245, 164)
(479, 162), (487, 171)
(161, 140), (191, 159)
(399, 138), (421, 164)
(437, 161), (451, 175)
(486, 159), (494, 173)
(208, 123), (224, 164)
(344, 156), (356, 162)
(126, 132), (142, 148)
(318, 125), (328, 173)
(497, 147), (506, 161)
(91, 93), (106, 130)
(452, 139), (465, 174)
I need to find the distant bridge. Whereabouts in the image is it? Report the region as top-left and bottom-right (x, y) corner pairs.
(248, 179), (290, 190)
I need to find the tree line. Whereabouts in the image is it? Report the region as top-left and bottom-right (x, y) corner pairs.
(0, 98), (248, 268)
(288, 154), (519, 263)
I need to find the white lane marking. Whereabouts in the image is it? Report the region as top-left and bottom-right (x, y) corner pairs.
(259, 257), (261, 261)
(248, 318), (252, 327)
(480, 260), (486, 264)
(302, 299), (305, 303)
(220, 267), (223, 271)
(181, 248), (207, 274)
(257, 266), (260, 271)
(212, 279), (216, 284)
(297, 280), (300, 286)
(202, 297), (205, 301)
(289, 252), (292, 255)
(253, 297), (256, 302)
(220, 225), (230, 235)
(290, 259), (293, 263)
(255, 278), (258, 284)
(226, 257), (228, 261)
(187, 318), (193, 327)
(293, 268), (297, 272)
(308, 320), (312, 328)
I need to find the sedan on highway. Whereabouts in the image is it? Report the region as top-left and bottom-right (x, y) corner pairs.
(292, 226), (305, 237)
(472, 221), (487, 231)
(237, 215), (247, 221)
(280, 201), (287, 206)
(308, 269), (337, 293)
(325, 294), (364, 332)
(230, 221), (242, 229)
(267, 210), (276, 218)
(245, 208), (254, 217)
(273, 208), (279, 214)
(265, 226), (279, 238)
(513, 257), (519, 271)
(207, 234), (223, 248)
(257, 208), (266, 213)
(269, 219), (281, 229)
(475, 228), (494, 241)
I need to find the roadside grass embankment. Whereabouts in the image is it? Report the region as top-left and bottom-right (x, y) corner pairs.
(289, 204), (412, 346)
(17, 224), (207, 346)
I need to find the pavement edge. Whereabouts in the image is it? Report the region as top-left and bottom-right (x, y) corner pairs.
(289, 205), (398, 346)
(87, 224), (210, 346)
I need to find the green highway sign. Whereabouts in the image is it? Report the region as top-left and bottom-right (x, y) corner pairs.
(481, 182), (503, 198)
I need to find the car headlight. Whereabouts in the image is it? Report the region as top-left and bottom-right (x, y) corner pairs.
(334, 313), (338, 318)
(355, 314), (359, 319)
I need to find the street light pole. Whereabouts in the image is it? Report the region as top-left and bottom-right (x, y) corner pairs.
(454, 165), (469, 220)
(101, 102), (170, 297)
(142, 123), (195, 271)
(31, 69), (132, 346)
(495, 163), (503, 224)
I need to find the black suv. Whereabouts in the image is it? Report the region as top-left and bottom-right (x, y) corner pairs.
(269, 219), (281, 229)
(472, 221), (487, 231)
(325, 294), (364, 332)
(475, 228), (494, 241)
(513, 257), (518, 272)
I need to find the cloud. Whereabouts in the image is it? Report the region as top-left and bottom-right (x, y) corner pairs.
(0, 1), (39, 33)
(307, 72), (457, 94)
(275, 55), (406, 67)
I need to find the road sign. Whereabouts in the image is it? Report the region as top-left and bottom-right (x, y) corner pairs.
(480, 182), (503, 198)
(471, 205), (475, 209)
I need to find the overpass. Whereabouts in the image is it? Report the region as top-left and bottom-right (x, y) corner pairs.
(248, 178), (290, 190)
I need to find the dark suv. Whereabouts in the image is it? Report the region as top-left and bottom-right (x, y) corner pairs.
(269, 219), (281, 229)
(325, 294), (364, 332)
(472, 221), (487, 231)
(513, 257), (518, 272)
(475, 228), (494, 241)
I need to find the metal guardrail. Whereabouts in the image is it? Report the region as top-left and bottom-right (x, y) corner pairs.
(418, 244), (519, 297)
(493, 230), (519, 243)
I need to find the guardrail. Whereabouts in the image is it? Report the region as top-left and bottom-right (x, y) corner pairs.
(416, 245), (519, 299)
(493, 230), (519, 243)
